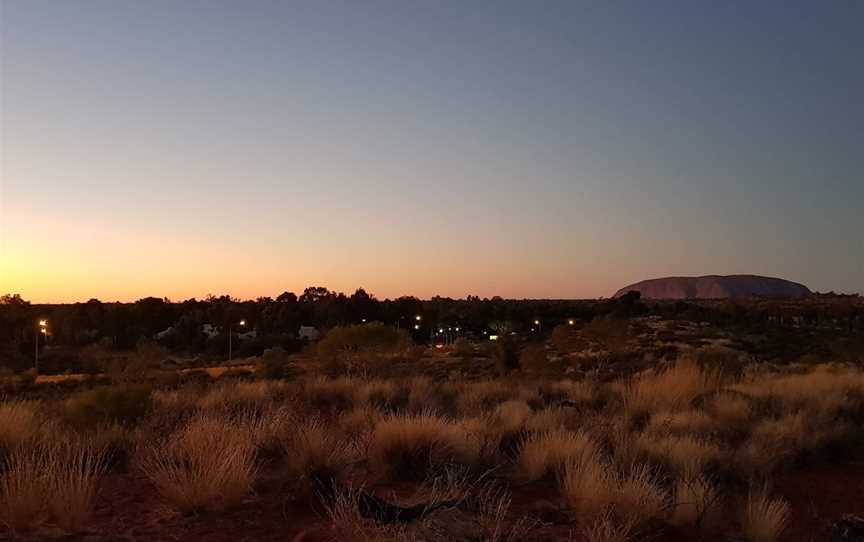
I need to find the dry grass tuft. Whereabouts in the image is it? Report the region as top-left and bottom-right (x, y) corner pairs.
(282, 416), (354, 481)
(621, 359), (721, 418)
(492, 400), (532, 435)
(671, 473), (720, 528)
(634, 432), (723, 474)
(474, 482), (537, 542)
(0, 401), (41, 452)
(561, 458), (668, 526)
(576, 510), (634, 542)
(613, 463), (669, 524)
(741, 488), (789, 542)
(323, 484), (412, 542)
(0, 444), (50, 533)
(369, 411), (481, 479)
(646, 409), (715, 436)
(0, 438), (109, 534)
(47, 439), (110, 532)
(519, 429), (599, 481)
(136, 414), (258, 512)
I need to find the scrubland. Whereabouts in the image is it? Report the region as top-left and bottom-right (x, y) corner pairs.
(1, 346), (864, 540)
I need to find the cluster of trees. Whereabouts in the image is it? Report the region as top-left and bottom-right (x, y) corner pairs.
(2, 288), (861, 372)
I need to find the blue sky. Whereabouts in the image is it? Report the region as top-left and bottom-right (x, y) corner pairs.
(1, 1), (862, 301)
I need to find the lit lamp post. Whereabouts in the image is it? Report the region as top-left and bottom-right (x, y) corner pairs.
(534, 319), (541, 332)
(35, 319), (48, 374)
(228, 319), (245, 361)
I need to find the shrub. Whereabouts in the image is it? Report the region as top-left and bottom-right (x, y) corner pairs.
(65, 385), (152, 428)
(317, 324), (410, 372)
(492, 336), (520, 376)
(136, 415), (258, 512)
(256, 346), (293, 379)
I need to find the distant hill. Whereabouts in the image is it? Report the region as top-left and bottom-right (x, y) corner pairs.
(613, 275), (811, 300)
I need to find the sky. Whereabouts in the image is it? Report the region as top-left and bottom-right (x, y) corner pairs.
(1, 0), (862, 302)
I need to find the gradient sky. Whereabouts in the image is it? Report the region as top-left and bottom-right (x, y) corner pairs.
(1, 1), (862, 302)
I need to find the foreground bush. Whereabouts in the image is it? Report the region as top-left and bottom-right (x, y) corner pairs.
(136, 415), (257, 512)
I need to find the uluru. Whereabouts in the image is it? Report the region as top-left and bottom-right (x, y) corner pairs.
(613, 274), (811, 300)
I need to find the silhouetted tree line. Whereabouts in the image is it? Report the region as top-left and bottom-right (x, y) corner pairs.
(1, 289), (861, 371)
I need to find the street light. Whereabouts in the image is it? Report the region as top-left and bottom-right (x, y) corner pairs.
(35, 319), (48, 375)
(228, 320), (246, 361)
(568, 319), (575, 326)
(415, 315), (422, 321)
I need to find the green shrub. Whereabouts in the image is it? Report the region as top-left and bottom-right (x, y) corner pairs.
(64, 386), (153, 428)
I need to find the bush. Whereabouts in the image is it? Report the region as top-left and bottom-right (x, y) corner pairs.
(492, 336), (520, 376)
(65, 386), (153, 428)
(317, 324), (410, 373)
(256, 346), (293, 379)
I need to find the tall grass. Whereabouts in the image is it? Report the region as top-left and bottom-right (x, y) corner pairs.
(518, 429), (599, 481)
(0, 438), (109, 535)
(136, 414), (257, 512)
(741, 488), (789, 542)
(368, 410), (481, 479)
(0, 401), (41, 452)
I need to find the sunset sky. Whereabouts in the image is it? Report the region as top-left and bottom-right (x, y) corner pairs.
(1, 1), (862, 302)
